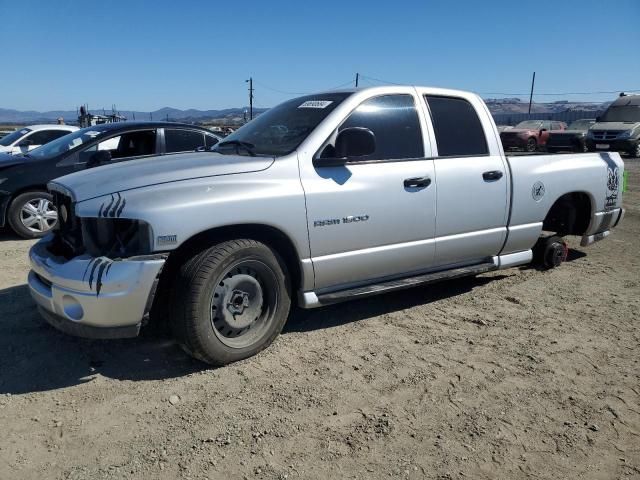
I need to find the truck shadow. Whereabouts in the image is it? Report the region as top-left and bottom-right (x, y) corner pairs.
(0, 274), (507, 394)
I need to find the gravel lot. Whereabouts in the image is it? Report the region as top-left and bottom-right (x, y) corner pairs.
(1, 160), (639, 480)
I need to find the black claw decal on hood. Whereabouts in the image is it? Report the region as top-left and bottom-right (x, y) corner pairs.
(98, 192), (126, 218)
(84, 257), (118, 296)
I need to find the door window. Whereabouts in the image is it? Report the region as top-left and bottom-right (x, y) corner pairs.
(424, 95), (488, 157)
(336, 94), (424, 161)
(22, 129), (70, 146)
(165, 129), (206, 153)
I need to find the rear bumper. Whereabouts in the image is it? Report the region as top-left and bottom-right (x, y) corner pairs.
(580, 208), (624, 246)
(28, 236), (166, 338)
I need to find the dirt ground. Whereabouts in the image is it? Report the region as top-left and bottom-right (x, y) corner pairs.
(1, 161), (639, 480)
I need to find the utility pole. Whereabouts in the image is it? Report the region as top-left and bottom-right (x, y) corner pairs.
(246, 77), (254, 120)
(528, 72), (536, 115)
(355, 73), (359, 88)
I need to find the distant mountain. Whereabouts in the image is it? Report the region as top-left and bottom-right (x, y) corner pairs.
(0, 106), (268, 125)
(484, 98), (609, 115)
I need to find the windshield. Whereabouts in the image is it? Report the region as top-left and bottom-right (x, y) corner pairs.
(0, 128), (31, 146)
(515, 120), (544, 130)
(27, 126), (108, 159)
(214, 92), (353, 156)
(567, 120), (595, 131)
(599, 105), (640, 123)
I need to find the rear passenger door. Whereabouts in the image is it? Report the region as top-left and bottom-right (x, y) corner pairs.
(422, 94), (509, 267)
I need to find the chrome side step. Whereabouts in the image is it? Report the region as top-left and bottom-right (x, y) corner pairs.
(315, 261), (497, 306)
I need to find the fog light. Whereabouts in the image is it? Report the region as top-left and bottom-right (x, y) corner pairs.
(62, 295), (84, 321)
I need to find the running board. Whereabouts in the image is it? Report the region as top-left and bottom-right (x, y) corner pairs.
(315, 261), (497, 306)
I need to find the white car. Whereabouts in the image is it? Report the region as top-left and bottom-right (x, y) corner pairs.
(0, 124), (78, 155)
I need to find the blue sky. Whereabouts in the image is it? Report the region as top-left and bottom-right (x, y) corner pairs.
(1, 0), (639, 111)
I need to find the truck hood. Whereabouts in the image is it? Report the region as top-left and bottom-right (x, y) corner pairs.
(50, 152), (275, 202)
(590, 121), (640, 131)
(549, 130), (585, 136)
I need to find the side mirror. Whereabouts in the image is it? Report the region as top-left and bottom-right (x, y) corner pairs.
(595, 116), (601, 122)
(86, 150), (112, 168)
(335, 127), (376, 158)
(313, 127), (376, 167)
(540, 128), (548, 133)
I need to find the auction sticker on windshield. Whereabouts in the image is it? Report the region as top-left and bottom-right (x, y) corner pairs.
(298, 100), (333, 109)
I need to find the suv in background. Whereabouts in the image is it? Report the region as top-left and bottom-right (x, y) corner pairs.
(546, 119), (595, 153)
(0, 125), (78, 155)
(500, 120), (567, 152)
(0, 122), (220, 238)
(586, 94), (640, 158)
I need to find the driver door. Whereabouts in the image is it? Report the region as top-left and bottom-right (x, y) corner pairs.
(300, 93), (437, 291)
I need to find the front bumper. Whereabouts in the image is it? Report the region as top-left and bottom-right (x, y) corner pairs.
(500, 136), (528, 150)
(586, 138), (638, 153)
(0, 191), (10, 227)
(28, 236), (166, 338)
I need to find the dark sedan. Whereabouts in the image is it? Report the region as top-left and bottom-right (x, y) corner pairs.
(546, 119), (596, 153)
(0, 122), (220, 238)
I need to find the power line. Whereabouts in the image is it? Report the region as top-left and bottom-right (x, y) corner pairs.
(358, 73), (640, 97)
(252, 79), (355, 96)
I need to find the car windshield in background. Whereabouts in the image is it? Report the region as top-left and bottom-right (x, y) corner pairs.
(27, 127), (107, 159)
(214, 92), (353, 156)
(515, 121), (544, 130)
(599, 105), (640, 123)
(0, 128), (31, 146)
(567, 120), (594, 130)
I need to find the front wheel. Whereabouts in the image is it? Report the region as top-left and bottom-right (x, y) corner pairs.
(629, 142), (640, 158)
(170, 239), (291, 365)
(525, 137), (538, 153)
(7, 191), (58, 239)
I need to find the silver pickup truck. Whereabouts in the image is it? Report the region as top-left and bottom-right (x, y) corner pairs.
(28, 86), (625, 365)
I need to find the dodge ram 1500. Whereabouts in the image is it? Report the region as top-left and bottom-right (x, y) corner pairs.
(28, 86), (625, 365)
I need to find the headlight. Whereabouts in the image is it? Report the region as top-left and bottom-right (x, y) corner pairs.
(617, 130), (633, 139)
(0, 178), (6, 185)
(81, 217), (153, 258)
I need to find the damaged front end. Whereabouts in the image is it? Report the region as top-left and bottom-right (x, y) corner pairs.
(27, 189), (167, 339)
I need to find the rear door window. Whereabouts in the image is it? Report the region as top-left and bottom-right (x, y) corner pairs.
(165, 129), (206, 153)
(424, 95), (488, 157)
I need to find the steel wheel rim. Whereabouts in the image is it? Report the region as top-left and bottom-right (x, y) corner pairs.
(209, 259), (278, 349)
(20, 198), (57, 233)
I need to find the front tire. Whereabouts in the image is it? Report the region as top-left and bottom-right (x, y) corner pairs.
(170, 239), (291, 366)
(629, 142), (640, 158)
(7, 191), (58, 239)
(525, 137), (538, 153)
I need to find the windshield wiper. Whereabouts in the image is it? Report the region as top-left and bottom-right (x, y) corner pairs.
(215, 140), (256, 156)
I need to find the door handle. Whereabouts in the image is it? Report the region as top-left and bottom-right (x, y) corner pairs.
(404, 176), (432, 188)
(482, 170), (503, 181)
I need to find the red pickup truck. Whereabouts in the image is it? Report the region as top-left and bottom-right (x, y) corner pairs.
(500, 120), (567, 152)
